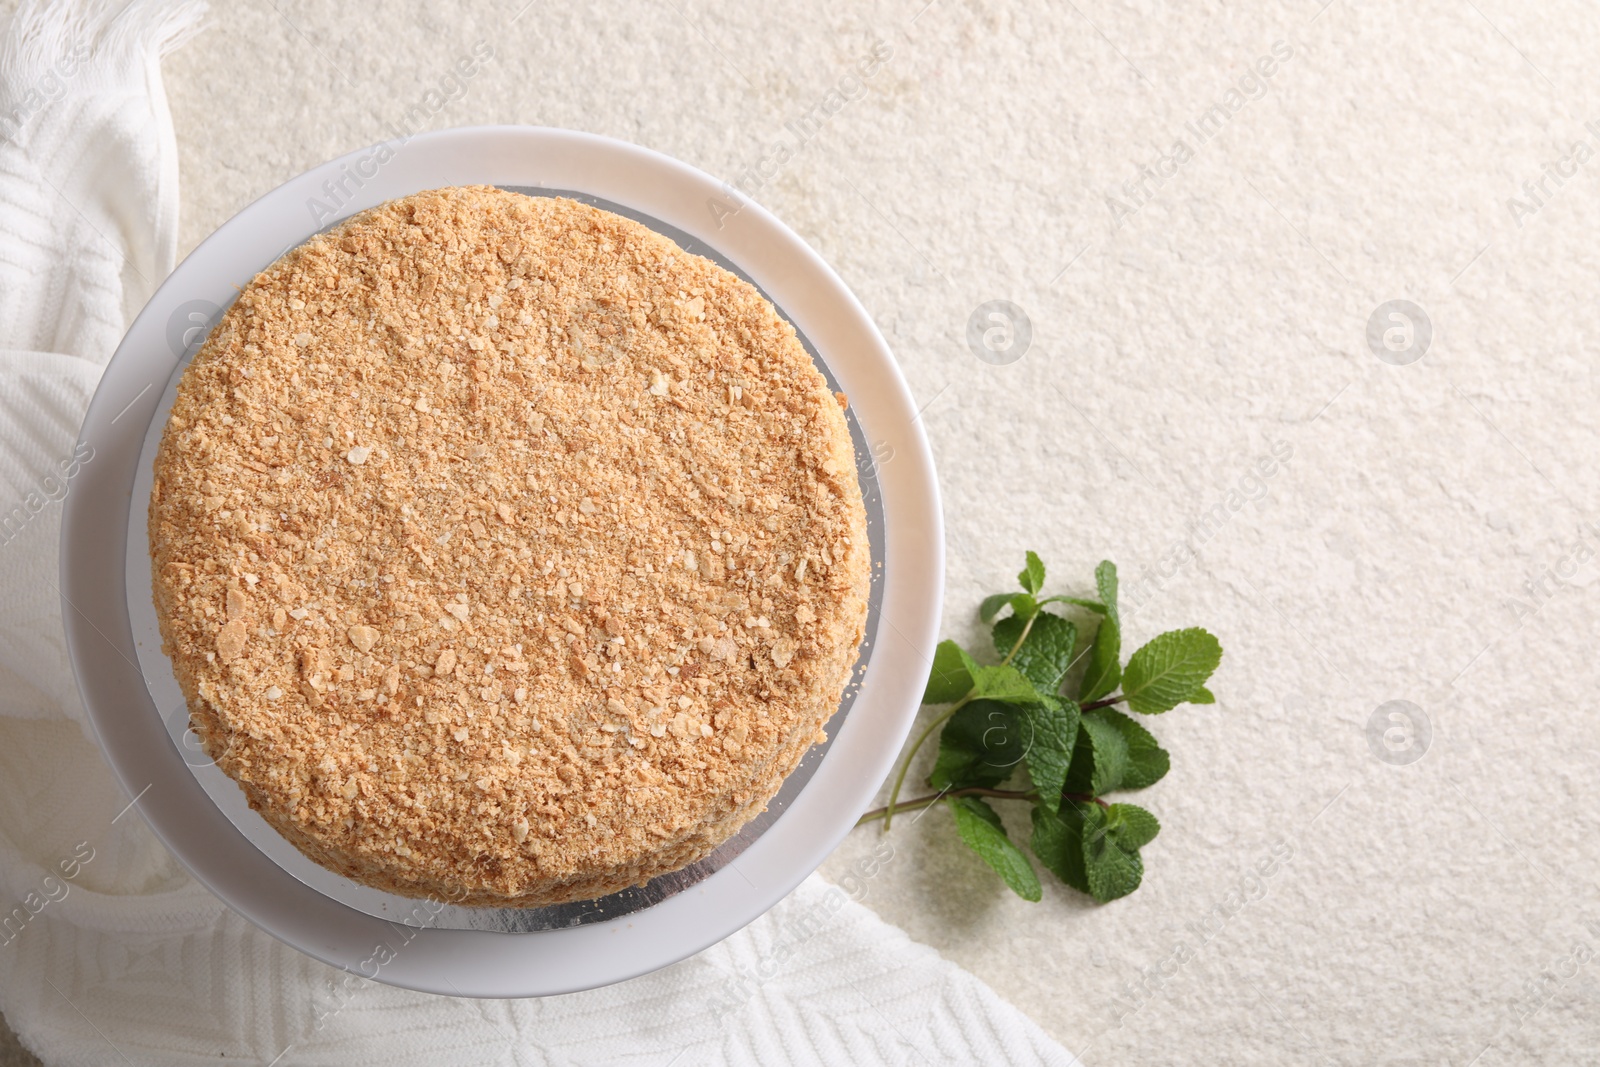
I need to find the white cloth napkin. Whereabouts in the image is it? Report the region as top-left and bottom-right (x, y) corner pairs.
(0, 2), (1077, 1064)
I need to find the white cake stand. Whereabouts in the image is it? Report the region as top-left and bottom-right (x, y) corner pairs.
(60, 126), (942, 996)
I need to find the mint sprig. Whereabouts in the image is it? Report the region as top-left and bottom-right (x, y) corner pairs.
(858, 555), (1223, 904)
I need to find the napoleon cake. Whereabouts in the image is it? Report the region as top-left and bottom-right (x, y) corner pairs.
(148, 186), (869, 907)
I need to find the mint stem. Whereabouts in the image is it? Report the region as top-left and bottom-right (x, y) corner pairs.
(880, 693), (972, 832)
(880, 612), (1039, 831)
(999, 613), (1037, 668)
(1080, 694), (1125, 711)
(857, 787), (1107, 827)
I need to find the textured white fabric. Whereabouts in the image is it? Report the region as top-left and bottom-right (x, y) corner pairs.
(0, 2), (1077, 1064)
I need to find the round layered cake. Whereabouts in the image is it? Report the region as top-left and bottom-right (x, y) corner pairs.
(149, 186), (869, 906)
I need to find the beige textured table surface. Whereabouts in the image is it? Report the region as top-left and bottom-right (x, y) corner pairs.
(15, 0), (1600, 1063)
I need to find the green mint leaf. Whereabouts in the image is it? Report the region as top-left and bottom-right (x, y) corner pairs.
(929, 700), (1026, 790)
(948, 797), (1042, 901)
(1030, 802), (1089, 892)
(1122, 628), (1223, 714)
(1090, 708), (1169, 789)
(993, 612), (1077, 695)
(1190, 685), (1216, 705)
(1081, 804), (1144, 902)
(1096, 560), (1120, 625)
(969, 663), (1044, 705)
(1022, 699), (1080, 813)
(1018, 551), (1046, 595)
(1078, 618), (1120, 702)
(992, 614), (1026, 662)
(922, 639), (975, 704)
(1062, 711), (1129, 796)
(1078, 563), (1121, 703)
(1040, 595), (1107, 614)
(979, 593), (1015, 622)
(1106, 803), (1160, 850)
(980, 593), (1040, 623)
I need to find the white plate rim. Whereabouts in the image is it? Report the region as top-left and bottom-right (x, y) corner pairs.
(60, 125), (943, 997)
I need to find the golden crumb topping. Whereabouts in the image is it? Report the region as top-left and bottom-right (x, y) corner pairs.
(149, 186), (868, 906)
